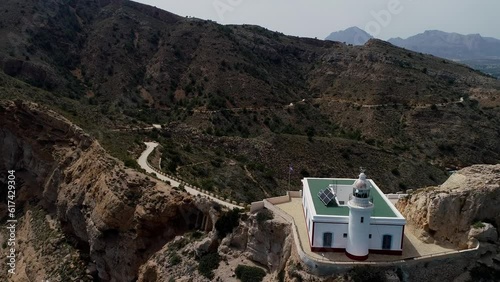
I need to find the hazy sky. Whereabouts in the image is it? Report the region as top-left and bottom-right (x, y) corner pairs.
(133, 0), (500, 40)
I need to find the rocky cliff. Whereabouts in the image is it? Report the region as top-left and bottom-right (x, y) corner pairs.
(137, 210), (293, 281)
(0, 100), (204, 281)
(396, 164), (500, 248)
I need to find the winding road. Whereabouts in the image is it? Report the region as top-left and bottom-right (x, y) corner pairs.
(137, 142), (243, 210)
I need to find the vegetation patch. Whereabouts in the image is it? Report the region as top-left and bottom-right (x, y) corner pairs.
(469, 264), (500, 281)
(256, 209), (274, 223)
(235, 265), (266, 282)
(169, 253), (182, 266)
(349, 266), (386, 282)
(472, 221), (485, 229)
(198, 252), (220, 279)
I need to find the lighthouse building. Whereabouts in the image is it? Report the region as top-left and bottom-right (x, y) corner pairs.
(301, 172), (406, 260)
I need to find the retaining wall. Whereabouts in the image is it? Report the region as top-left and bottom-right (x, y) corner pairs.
(250, 201), (265, 213)
(261, 193), (480, 276)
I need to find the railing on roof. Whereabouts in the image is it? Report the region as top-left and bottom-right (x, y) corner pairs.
(348, 194), (374, 208)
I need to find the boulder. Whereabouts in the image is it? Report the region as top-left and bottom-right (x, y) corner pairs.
(397, 164), (500, 247)
(468, 223), (498, 243)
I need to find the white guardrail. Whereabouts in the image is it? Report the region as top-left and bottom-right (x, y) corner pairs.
(143, 145), (246, 209)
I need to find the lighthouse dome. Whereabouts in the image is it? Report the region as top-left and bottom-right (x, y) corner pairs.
(353, 172), (368, 189)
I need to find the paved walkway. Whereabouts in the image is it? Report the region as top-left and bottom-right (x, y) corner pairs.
(276, 197), (457, 263)
(137, 142), (242, 210)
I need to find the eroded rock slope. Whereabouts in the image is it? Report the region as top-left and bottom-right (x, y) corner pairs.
(0, 100), (201, 281)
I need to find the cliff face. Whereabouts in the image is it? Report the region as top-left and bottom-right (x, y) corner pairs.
(137, 211), (292, 281)
(0, 100), (201, 281)
(396, 164), (500, 248)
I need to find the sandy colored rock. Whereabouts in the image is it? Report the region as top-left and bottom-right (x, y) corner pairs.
(244, 212), (292, 272)
(397, 164), (500, 248)
(468, 223), (498, 243)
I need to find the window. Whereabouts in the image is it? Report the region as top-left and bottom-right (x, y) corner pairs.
(343, 233), (347, 238)
(369, 234), (372, 239)
(360, 217), (364, 223)
(382, 235), (392, 249)
(323, 232), (333, 247)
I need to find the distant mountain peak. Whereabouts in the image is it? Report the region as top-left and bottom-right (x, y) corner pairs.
(325, 26), (373, 45)
(344, 26), (365, 32)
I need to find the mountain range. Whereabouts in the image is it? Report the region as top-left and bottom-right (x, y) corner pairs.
(326, 27), (500, 78)
(388, 30), (500, 60)
(1, 0), (499, 203)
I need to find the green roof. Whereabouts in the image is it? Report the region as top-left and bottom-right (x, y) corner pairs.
(307, 178), (397, 218)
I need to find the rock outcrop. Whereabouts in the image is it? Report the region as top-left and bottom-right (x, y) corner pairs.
(137, 209), (292, 281)
(243, 213), (292, 273)
(217, 210), (292, 273)
(396, 164), (500, 248)
(0, 100), (201, 281)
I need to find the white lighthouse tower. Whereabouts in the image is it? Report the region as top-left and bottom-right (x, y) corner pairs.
(346, 171), (374, 260)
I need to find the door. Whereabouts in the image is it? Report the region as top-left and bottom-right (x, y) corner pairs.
(382, 235), (392, 249)
(323, 232), (333, 247)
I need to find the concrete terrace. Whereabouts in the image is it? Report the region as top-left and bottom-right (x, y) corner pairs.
(275, 196), (460, 263)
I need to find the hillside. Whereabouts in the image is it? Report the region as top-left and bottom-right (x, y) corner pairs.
(1, 0), (500, 203)
(1, 103), (497, 281)
(0, 100), (202, 281)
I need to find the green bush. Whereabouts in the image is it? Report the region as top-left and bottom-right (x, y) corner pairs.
(169, 253), (181, 266)
(124, 158), (139, 169)
(256, 209), (273, 223)
(198, 252), (220, 279)
(472, 221), (485, 229)
(215, 208), (240, 238)
(235, 265), (266, 282)
(190, 230), (203, 239)
(278, 270), (285, 282)
(391, 168), (400, 176)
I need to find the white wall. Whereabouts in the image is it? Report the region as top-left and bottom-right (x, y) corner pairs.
(369, 225), (404, 251)
(312, 222), (404, 251)
(335, 185), (352, 204)
(304, 204), (312, 239)
(266, 194), (290, 204)
(312, 222), (349, 248)
(303, 179), (319, 242)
